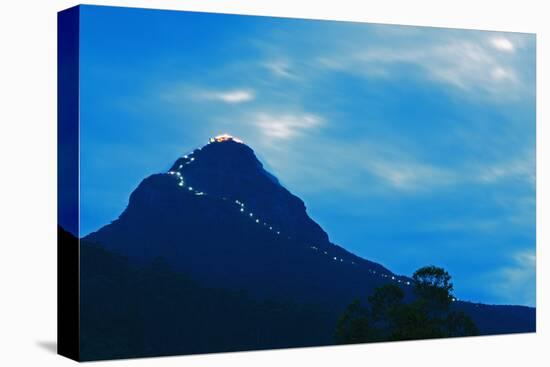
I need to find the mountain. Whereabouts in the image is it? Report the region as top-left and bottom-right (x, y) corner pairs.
(84, 135), (409, 308)
(83, 135), (535, 344)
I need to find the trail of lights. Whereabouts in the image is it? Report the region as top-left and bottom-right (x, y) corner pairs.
(166, 145), (412, 287)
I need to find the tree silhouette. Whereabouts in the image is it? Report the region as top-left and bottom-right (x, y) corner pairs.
(413, 265), (453, 315)
(334, 299), (373, 343)
(335, 265), (478, 344)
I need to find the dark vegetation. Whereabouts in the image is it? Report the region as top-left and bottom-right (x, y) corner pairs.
(81, 234), (481, 360)
(80, 240), (334, 361)
(78, 234), (534, 361)
(335, 266), (478, 343)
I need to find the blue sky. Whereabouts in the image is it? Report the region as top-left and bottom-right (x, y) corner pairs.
(79, 5), (536, 306)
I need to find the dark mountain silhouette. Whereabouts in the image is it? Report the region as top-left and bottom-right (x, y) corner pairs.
(84, 136), (409, 308)
(82, 135), (535, 358)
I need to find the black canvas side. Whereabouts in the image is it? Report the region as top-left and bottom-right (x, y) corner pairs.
(57, 5), (80, 362)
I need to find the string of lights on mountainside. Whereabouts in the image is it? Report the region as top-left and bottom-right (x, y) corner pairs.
(166, 134), (464, 300)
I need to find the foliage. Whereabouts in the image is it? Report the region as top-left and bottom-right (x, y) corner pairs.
(335, 265), (478, 344)
(413, 265), (454, 312)
(335, 299), (375, 343)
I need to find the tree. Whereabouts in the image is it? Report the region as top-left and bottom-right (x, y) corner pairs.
(334, 299), (373, 344)
(446, 310), (479, 337)
(368, 284), (404, 340)
(335, 265), (478, 344)
(413, 265), (453, 313)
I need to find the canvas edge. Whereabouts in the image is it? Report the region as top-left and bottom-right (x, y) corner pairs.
(57, 4), (81, 362)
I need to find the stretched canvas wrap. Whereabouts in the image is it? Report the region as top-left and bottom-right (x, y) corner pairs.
(58, 5), (536, 361)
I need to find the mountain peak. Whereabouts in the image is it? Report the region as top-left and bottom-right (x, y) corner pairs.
(169, 134), (260, 176)
(208, 133), (244, 144)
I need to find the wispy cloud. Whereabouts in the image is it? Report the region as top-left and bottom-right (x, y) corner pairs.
(160, 85), (256, 105)
(477, 152), (535, 185)
(255, 129), (534, 197)
(316, 32), (532, 101)
(363, 151), (535, 193)
(363, 159), (457, 192)
(254, 136), (462, 195)
(485, 249), (536, 306)
(264, 59), (296, 79)
(253, 112), (323, 140)
(198, 89), (256, 104)
(490, 37), (515, 52)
